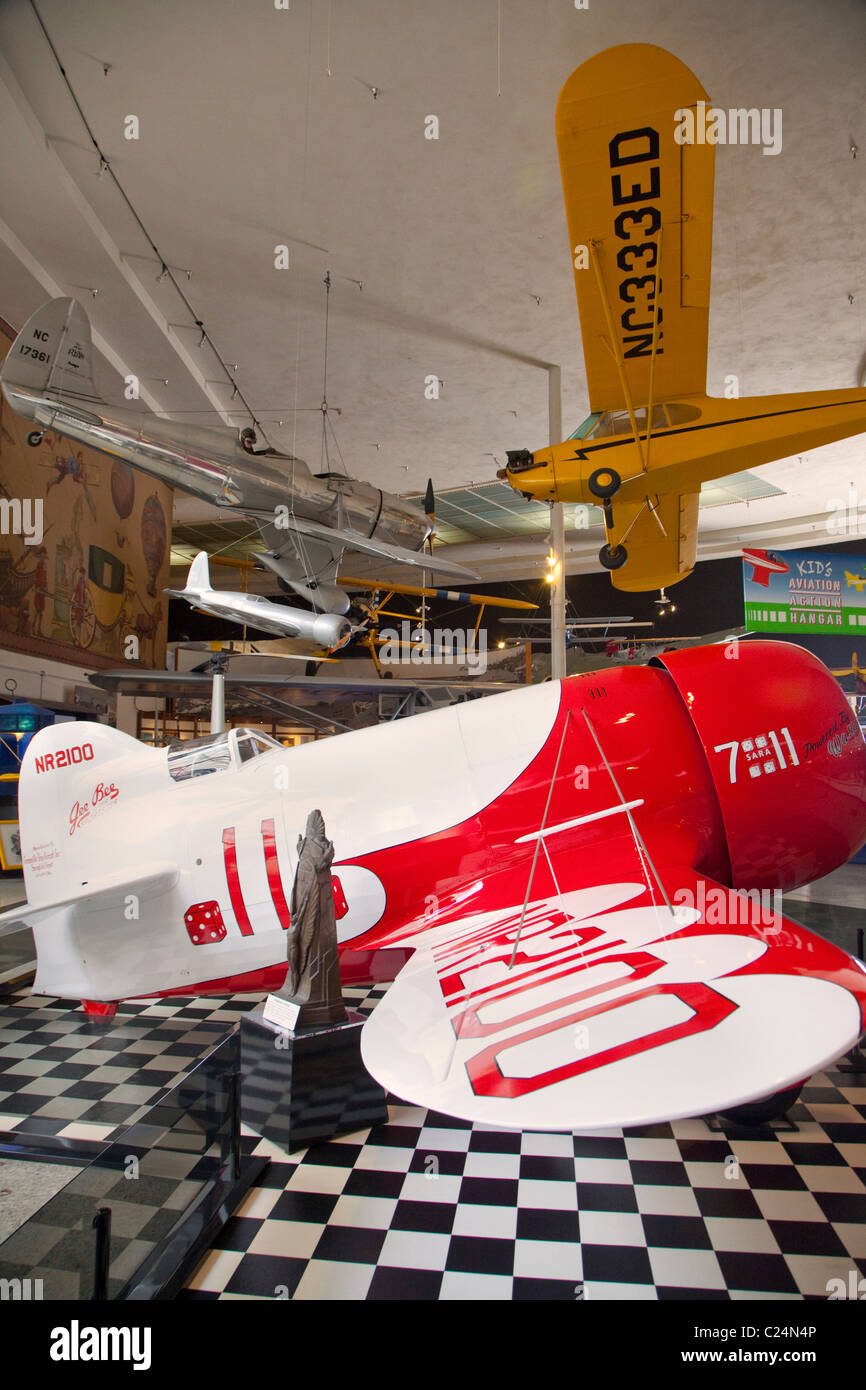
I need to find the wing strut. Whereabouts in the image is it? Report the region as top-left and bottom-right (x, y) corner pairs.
(581, 707), (676, 920)
(508, 709), (573, 968)
(590, 228), (665, 484)
(589, 243), (646, 469)
(643, 226), (664, 475)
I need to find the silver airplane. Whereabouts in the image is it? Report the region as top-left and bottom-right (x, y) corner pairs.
(166, 551), (352, 648)
(0, 297), (477, 615)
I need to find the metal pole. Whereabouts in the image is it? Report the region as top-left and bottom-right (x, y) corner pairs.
(91, 1207), (111, 1300)
(211, 669), (226, 734)
(548, 365), (566, 681)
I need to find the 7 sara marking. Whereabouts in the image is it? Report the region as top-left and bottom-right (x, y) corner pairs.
(34, 744), (95, 774)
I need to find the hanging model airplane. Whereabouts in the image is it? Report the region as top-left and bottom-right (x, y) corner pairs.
(831, 652), (866, 692)
(166, 551), (354, 650)
(0, 298), (478, 617)
(2, 638), (866, 1130)
(335, 575), (539, 674)
(499, 44), (866, 592)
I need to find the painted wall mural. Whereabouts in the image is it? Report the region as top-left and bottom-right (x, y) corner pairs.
(0, 324), (172, 668)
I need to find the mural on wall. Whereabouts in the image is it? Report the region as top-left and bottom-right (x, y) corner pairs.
(0, 326), (172, 667)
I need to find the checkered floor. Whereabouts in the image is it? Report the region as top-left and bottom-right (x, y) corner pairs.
(0, 989), (255, 1144)
(4, 931), (866, 1299)
(179, 1006), (866, 1301)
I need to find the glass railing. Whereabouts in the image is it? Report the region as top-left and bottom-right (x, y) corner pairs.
(0, 1029), (262, 1300)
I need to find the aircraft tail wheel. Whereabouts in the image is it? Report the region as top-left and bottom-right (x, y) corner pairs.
(26, 431), (44, 447)
(717, 1081), (804, 1125)
(588, 467), (621, 500)
(599, 543), (627, 570)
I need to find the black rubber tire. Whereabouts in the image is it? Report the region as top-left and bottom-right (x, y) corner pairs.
(588, 467), (621, 500)
(718, 1082), (804, 1125)
(26, 430), (43, 447)
(599, 543), (627, 570)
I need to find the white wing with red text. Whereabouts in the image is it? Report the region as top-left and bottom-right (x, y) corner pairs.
(360, 871), (866, 1131)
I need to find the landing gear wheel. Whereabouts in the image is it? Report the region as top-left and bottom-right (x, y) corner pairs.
(718, 1082), (804, 1125)
(599, 543), (627, 570)
(588, 467), (621, 500)
(26, 431), (44, 447)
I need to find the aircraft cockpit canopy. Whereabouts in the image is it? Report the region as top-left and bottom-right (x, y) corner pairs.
(167, 726), (283, 781)
(568, 402), (702, 441)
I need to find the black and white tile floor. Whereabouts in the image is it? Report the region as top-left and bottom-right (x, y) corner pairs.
(2, 888), (866, 1300)
(0, 991), (252, 1144)
(176, 891), (866, 1301)
(179, 1054), (866, 1301)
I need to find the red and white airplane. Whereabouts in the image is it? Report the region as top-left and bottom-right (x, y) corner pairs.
(3, 639), (866, 1130)
(742, 549), (791, 588)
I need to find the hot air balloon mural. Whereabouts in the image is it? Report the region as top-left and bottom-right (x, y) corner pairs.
(140, 492), (167, 599)
(0, 321), (172, 664)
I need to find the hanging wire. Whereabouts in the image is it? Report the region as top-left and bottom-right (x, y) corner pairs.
(318, 271), (349, 478)
(29, 0), (260, 433)
(509, 710), (572, 968)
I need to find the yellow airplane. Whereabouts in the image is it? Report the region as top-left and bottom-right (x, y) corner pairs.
(845, 571), (866, 593)
(831, 653), (866, 689)
(337, 576), (537, 674)
(499, 44), (866, 592)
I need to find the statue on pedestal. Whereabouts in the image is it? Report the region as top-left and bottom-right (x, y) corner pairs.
(276, 809), (347, 1029)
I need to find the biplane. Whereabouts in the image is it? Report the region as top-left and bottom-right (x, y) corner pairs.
(336, 575), (538, 674)
(500, 45), (866, 592)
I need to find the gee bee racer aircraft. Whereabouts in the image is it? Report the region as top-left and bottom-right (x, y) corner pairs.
(501, 45), (866, 593)
(4, 640), (866, 1130)
(0, 298), (477, 619)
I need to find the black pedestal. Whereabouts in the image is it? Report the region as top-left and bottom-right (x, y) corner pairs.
(240, 1006), (389, 1152)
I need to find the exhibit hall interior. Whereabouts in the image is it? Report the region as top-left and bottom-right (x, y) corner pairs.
(0, 0), (865, 1346)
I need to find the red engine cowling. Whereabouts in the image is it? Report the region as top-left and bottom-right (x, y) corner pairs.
(653, 641), (866, 891)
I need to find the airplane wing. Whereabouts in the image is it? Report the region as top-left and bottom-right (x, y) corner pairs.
(557, 44), (714, 413)
(0, 861), (179, 937)
(360, 865), (866, 1131)
(603, 487), (700, 591)
(88, 670), (516, 699)
(249, 511), (479, 584)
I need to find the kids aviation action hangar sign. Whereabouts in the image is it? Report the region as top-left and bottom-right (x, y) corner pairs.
(742, 548), (866, 634)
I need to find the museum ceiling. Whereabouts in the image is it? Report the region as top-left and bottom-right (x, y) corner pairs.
(0, 0), (863, 587)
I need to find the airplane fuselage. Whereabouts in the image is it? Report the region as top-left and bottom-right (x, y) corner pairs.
(4, 380), (430, 555)
(180, 586), (351, 646)
(18, 640), (866, 1011)
(505, 388), (866, 507)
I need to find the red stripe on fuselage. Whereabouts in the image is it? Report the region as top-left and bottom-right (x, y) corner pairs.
(222, 826), (254, 936)
(261, 817), (291, 929)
